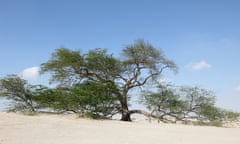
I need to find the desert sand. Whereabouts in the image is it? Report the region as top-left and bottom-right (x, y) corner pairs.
(0, 112), (240, 144)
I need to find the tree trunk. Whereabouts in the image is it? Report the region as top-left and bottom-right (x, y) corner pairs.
(120, 100), (131, 121)
(121, 110), (131, 121)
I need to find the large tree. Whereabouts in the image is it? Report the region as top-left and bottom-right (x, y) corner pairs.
(40, 39), (177, 121)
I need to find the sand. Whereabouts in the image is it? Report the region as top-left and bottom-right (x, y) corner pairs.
(0, 112), (240, 144)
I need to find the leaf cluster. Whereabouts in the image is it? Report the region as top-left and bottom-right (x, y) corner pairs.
(40, 48), (122, 86)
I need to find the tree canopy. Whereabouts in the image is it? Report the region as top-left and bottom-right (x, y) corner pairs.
(39, 39), (177, 121)
(0, 39), (239, 125)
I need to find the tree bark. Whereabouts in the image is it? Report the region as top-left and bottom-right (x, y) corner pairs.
(130, 109), (157, 118)
(120, 100), (131, 121)
(121, 110), (131, 121)
(121, 109), (156, 122)
(129, 109), (179, 123)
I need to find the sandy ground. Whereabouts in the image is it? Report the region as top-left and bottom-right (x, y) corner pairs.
(0, 112), (240, 144)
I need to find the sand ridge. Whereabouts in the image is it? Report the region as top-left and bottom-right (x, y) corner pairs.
(0, 112), (240, 144)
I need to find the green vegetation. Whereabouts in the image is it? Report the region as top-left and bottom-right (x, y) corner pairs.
(0, 39), (239, 125)
(0, 75), (38, 112)
(141, 84), (239, 125)
(35, 81), (119, 118)
(39, 39), (177, 121)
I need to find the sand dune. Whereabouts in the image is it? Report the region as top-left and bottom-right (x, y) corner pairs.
(0, 112), (240, 144)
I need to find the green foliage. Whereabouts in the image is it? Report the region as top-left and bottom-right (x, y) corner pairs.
(34, 87), (74, 111)
(0, 75), (37, 112)
(1, 40), (238, 124)
(40, 48), (84, 85)
(141, 84), (187, 121)
(35, 81), (119, 119)
(221, 110), (240, 121)
(122, 39), (177, 72)
(218, 108), (240, 122)
(71, 81), (119, 118)
(179, 86), (217, 120)
(198, 105), (223, 121)
(85, 48), (123, 78)
(141, 84), (186, 113)
(40, 40), (178, 121)
(140, 84), (239, 124)
(40, 48), (122, 86)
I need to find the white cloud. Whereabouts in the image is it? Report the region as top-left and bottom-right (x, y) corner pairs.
(19, 67), (40, 81)
(188, 60), (211, 71)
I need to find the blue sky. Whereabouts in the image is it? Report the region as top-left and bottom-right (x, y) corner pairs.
(0, 0), (240, 111)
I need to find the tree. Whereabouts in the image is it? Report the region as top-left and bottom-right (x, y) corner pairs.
(140, 84), (188, 122)
(179, 86), (217, 121)
(35, 81), (120, 119)
(40, 39), (177, 121)
(0, 75), (38, 112)
(140, 84), (240, 124)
